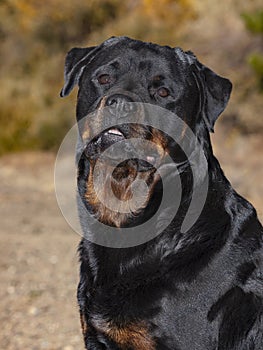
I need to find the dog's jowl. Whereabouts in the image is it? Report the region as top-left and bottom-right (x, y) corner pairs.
(61, 37), (263, 349)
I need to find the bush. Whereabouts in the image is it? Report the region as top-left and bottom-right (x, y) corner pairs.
(0, 0), (196, 155)
(242, 10), (263, 92)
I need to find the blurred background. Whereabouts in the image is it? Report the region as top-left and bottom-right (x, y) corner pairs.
(0, 0), (262, 349)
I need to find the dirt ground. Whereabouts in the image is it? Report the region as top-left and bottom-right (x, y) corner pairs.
(0, 124), (262, 350)
(0, 152), (83, 350)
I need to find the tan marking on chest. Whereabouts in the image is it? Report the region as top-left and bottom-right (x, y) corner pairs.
(106, 323), (155, 350)
(85, 159), (156, 227)
(80, 311), (88, 335)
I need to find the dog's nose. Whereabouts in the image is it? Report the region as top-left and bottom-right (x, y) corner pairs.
(106, 94), (133, 106)
(105, 94), (135, 117)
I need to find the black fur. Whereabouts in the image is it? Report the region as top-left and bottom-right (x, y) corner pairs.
(61, 37), (263, 349)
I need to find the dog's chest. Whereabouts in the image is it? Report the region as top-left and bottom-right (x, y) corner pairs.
(87, 276), (224, 350)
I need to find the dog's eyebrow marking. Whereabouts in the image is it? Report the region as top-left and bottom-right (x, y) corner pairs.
(110, 60), (120, 69)
(153, 75), (163, 80)
(152, 75), (165, 83)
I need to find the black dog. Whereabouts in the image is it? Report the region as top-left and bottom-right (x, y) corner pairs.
(61, 37), (263, 349)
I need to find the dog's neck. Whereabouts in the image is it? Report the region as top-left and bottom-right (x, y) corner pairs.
(79, 155), (250, 288)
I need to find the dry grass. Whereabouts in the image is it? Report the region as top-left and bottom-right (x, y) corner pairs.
(1, 0), (262, 155)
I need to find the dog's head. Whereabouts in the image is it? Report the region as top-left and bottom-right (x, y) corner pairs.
(61, 36), (232, 229)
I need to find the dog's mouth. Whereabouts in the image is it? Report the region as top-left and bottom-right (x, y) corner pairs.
(84, 126), (162, 170)
(101, 127), (125, 141)
(84, 127), (125, 158)
(81, 122), (186, 227)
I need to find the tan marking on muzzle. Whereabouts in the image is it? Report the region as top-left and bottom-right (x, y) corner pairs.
(82, 96), (108, 142)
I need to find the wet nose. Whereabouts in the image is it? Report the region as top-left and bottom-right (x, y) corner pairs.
(105, 94), (135, 117)
(106, 94), (133, 106)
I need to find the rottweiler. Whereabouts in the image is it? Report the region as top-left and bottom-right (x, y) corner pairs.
(61, 37), (263, 349)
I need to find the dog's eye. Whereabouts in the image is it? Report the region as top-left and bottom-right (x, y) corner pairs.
(97, 74), (111, 85)
(157, 87), (170, 97)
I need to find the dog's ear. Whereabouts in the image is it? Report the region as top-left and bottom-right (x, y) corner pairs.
(198, 63), (232, 132)
(60, 37), (130, 98)
(182, 50), (232, 132)
(60, 46), (97, 97)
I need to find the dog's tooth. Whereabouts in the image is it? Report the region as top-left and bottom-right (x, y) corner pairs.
(108, 128), (123, 136)
(147, 156), (156, 164)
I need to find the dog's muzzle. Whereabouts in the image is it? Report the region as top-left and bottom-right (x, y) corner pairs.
(83, 94), (140, 159)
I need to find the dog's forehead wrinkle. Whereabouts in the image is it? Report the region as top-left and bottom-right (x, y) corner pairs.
(138, 60), (153, 72)
(107, 43), (168, 62)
